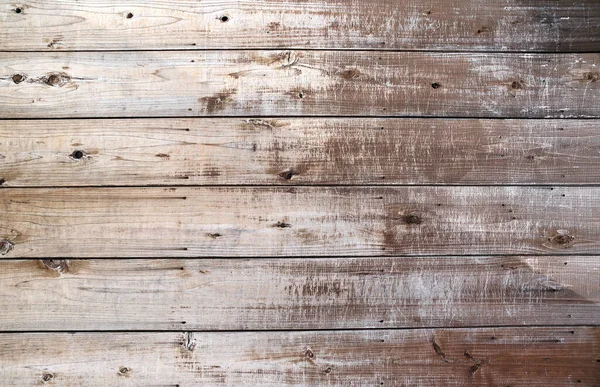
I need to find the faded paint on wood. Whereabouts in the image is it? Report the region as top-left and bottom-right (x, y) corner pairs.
(1, 51), (598, 118)
(1, 186), (598, 257)
(1, 0), (598, 51)
(0, 256), (597, 331)
(0, 328), (598, 386)
(1, 118), (599, 186)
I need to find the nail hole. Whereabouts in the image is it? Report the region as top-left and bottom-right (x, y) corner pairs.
(71, 150), (85, 160)
(119, 367), (130, 375)
(511, 81), (522, 90)
(324, 367), (332, 374)
(298, 92), (305, 99)
(14, 7), (22, 13)
(431, 82), (441, 89)
(567, 314), (572, 318)
(126, 12), (133, 18)
(220, 15), (229, 22)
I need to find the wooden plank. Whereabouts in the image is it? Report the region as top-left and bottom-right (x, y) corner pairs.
(0, 256), (597, 331)
(2, 118), (600, 186)
(1, 0), (598, 52)
(1, 328), (598, 386)
(1, 186), (598, 257)
(1, 51), (598, 118)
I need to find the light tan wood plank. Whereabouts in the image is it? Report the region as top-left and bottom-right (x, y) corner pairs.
(1, 51), (598, 118)
(1, 186), (598, 257)
(1, 118), (599, 186)
(1, 0), (598, 51)
(1, 328), (598, 386)
(0, 256), (597, 331)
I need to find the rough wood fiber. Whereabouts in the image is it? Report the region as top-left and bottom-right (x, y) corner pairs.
(1, 51), (599, 118)
(1, 0), (599, 51)
(0, 256), (597, 331)
(2, 118), (599, 186)
(1, 186), (598, 257)
(1, 328), (598, 386)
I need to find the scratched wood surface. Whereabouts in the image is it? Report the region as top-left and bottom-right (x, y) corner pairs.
(2, 118), (599, 186)
(1, 328), (598, 386)
(1, 0), (599, 51)
(0, 256), (597, 331)
(1, 186), (599, 257)
(1, 51), (599, 118)
(1, 0), (599, 385)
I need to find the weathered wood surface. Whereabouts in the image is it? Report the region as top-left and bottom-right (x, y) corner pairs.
(1, 52), (599, 118)
(1, 186), (598, 257)
(2, 118), (600, 187)
(1, 0), (599, 52)
(0, 256), (597, 331)
(1, 328), (598, 386)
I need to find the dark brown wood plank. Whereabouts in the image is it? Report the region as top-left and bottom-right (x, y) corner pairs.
(1, 51), (598, 118)
(1, 118), (599, 186)
(1, 328), (598, 386)
(1, 0), (598, 51)
(0, 186), (598, 257)
(0, 256), (597, 331)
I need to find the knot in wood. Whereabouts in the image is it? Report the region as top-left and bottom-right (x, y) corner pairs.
(551, 233), (574, 246)
(119, 366), (131, 375)
(42, 373), (54, 382)
(0, 239), (14, 255)
(305, 348), (314, 359)
(404, 214), (422, 225)
(278, 169), (296, 180)
(12, 74), (25, 84)
(42, 259), (69, 273)
(184, 332), (197, 351)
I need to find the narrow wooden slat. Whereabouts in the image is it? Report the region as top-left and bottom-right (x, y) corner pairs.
(0, 257), (597, 331)
(1, 51), (598, 118)
(1, 0), (598, 51)
(1, 328), (598, 386)
(1, 186), (598, 257)
(2, 118), (599, 186)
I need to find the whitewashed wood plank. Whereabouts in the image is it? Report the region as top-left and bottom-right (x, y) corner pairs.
(1, 118), (599, 186)
(0, 0), (598, 51)
(0, 328), (598, 386)
(0, 186), (598, 257)
(0, 256), (597, 330)
(1, 52), (598, 118)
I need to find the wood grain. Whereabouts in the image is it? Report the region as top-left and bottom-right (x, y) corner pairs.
(1, 0), (598, 51)
(1, 328), (598, 386)
(2, 118), (599, 186)
(1, 51), (598, 118)
(1, 186), (599, 257)
(0, 256), (597, 331)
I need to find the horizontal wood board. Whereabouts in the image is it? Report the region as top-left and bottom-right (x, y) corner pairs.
(0, 328), (598, 386)
(0, 256), (597, 331)
(0, 186), (598, 257)
(1, 0), (599, 51)
(1, 118), (600, 186)
(1, 51), (599, 118)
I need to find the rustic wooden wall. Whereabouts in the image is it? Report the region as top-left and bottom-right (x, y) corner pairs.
(0, 0), (599, 386)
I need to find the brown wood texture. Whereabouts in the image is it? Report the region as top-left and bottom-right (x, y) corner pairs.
(0, 256), (597, 331)
(1, 0), (599, 51)
(1, 51), (599, 118)
(1, 328), (598, 386)
(0, 186), (598, 258)
(1, 118), (599, 186)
